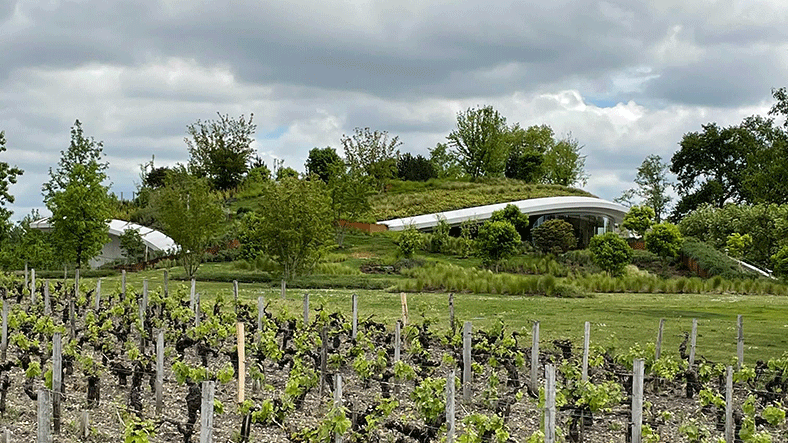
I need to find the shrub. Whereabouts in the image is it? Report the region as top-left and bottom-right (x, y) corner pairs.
(588, 232), (632, 276)
(476, 221), (521, 269)
(681, 238), (747, 278)
(622, 206), (654, 238)
(772, 246), (788, 279)
(426, 217), (451, 253)
(396, 227), (423, 259)
(645, 222), (683, 259)
(397, 153), (437, 182)
(532, 219), (576, 254)
(489, 204), (530, 239)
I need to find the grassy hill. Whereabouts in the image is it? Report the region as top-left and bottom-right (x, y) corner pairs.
(230, 177), (594, 221)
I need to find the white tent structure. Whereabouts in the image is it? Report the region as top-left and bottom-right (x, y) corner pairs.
(29, 218), (177, 269)
(378, 196), (628, 232)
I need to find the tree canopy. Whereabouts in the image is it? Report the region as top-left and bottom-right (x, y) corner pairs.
(186, 113), (256, 191)
(341, 127), (400, 190)
(447, 105), (509, 180)
(542, 135), (587, 187)
(0, 131), (23, 239)
(42, 120), (112, 269)
(305, 147), (344, 183)
(151, 167), (224, 277)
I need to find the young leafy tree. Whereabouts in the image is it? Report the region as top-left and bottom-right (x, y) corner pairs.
(476, 220), (520, 270)
(243, 177), (333, 280)
(119, 229), (146, 263)
(726, 233), (752, 260)
(621, 155), (672, 222)
(447, 105), (509, 179)
(329, 170), (374, 248)
(396, 227), (423, 259)
(622, 206), (655, 238)
(532, 219), (576, 254)
(186, 113), (256, 191)
(504, 124), (551, 182)
(645, 222), (683, 260)
(589, 232), (632, 276)
(542, 134), (587, 187)
(305, 147), (344, 183)
(0, 131), (23, 237)
(341, 127), (401, 190)
(428, 142), (462, 179)
(150, 167), (224, 277)
(43, 120), (112, 269)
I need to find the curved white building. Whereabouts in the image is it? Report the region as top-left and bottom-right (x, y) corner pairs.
(29, 218), (177, 268)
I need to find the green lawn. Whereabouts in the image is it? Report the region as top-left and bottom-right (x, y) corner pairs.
(88, 267), (788, 365)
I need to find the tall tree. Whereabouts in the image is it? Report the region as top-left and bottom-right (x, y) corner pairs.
(242, 177), (333, 280)
(341, 127), (401, 190)
(504, 124), (551, 182)
(305, 147), (344, 183)
(186, 113), (256, 191)
(43, 120), (112, 269)
(0, 131), (23, 239)
(670, 123), (749, 219)
(620, 155), (672, 223)
(150, 167), (224, 278)
(447, 105), (509, 180)
(740, 115), (788, 204)
(542, 134), (588, 187)
(329, 170), (373, 247)
(429, 142), (462, 179)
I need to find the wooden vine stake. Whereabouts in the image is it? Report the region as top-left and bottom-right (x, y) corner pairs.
(52, 332), (62, 434)
(689, 318), (698, 368)
(446, 369), (456, 443)
(462, 321), (472, 402)
(582, 321), (590, 382)
(0, 300), (7, 361)
(257, 296), (264, 338)
(631, 358), (645, 443)
(448, 293), (455, 336)
(281, 279), (286, 299)
(655, 318), (665, 360)
(200, 380), (215, 443)
(400, 292), (408, 326)
(121, 269), (125, 296)
(190, 278), (196, 310)
(303, 293), (309, 325)
(394, 321), (401, 362)
(237, 322), (246, 404)
(233, 280), (239, 317)
(544, 363), (556, 443)
(530, 321), (540, 395)
(737, 315), (744, 370)
(334, 374), (343, 443)
(30, 268), (36, 304)
(351, 293), (358, 340)
(94, 278), (101, 311)
(156, 330), (164, 415)
(37, 389), (51, 443)
(44, 280), (51, 315)
(725, 366), (733, 443)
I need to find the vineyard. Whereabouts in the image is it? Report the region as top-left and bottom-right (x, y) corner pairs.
(0, 274), (787, 443)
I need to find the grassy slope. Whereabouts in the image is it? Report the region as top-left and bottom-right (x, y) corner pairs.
(229, 177), (594, 221)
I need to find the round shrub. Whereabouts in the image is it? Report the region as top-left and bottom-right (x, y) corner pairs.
(771, 246), (788, 279)
(645, 222), (683, 259)
(532, 219), (576, 254)
(476, 220), (521, 268)
(588, 232), (633, 276)
(622, 205), (655, 238)
(397, 227), (423, 259)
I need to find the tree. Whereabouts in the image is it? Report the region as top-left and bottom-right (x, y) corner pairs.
(429, 143), (462, 179)
(739, 115), (788, 205)
(151, 167), (224, 277)
(532, 219), (577, 254)
(341, 127), (401, 190)
(397, 153), (437, 182)
(476, 220), (521, 270)
(726, 233), (752, 260)
(621, 155), (672, 222)
(588, 232), (632, 276)
(504, 124), (551, 182)
(489, 204), (530, 239)
(447, 106), (509, 179)
(0, 131), (23, 236)
(645, 222), (683, 260)
(670, 123), (749, 219)
(0, 211), (54, 271)
(43, 120), (112, 269)
(186, 113), (256, 191)
(542, 134), (587, 187)
(119, 229), (146, 263)
(329, 170), (374, 247)
(305, 147), (344, 183)
(243, 177), (333, 280)
(622, 206), (655, 238)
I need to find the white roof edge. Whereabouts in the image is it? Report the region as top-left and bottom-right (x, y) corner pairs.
(31, 218), (178, 252)
(378, 196), (628, 231)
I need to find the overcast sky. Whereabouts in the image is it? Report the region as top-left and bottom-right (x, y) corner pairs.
(2, 0), (787, 221)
